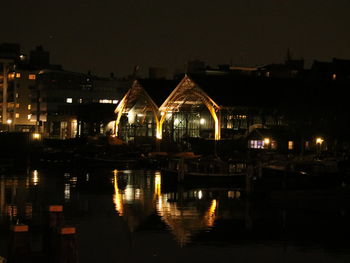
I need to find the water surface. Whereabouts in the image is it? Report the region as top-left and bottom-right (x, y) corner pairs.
(1, 168), (350, 262)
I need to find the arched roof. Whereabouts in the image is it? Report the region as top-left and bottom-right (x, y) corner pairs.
(114, 80), (159, 117)
(159, 75), (220, 113)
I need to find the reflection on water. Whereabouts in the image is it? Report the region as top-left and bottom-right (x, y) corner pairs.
(1, 169), (350, 262)
(111, 170), (224, 245)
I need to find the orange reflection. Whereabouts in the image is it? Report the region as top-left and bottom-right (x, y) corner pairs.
(154, 171), (161, 198)
(113, 170), (124, 215)
(156, 195), (217, 246)
(204, 199), (217, 227)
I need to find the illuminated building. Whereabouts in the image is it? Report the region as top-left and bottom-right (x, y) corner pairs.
(115, 74), (285, 145)
(1, 43), (129, 138)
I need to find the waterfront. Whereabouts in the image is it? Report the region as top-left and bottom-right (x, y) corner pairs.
(1, 168), (350, 262)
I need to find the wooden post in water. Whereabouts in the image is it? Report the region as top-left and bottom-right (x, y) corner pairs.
(7, 224), (30, 263)
(56, 227), (78, 263)
(44, 205), (64, 262)
(47, 205), (64, 229)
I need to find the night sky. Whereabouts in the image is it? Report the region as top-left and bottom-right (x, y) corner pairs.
(3, 0), (350, 77)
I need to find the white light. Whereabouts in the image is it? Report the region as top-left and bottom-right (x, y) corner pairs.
(198, 190), (203, 199)
(99, 99), (113, 104)
(66, 98), (73, 103)
(174, 119), (179, 125)
(64, 183), (71, 201)
(200, 118), (205, 125)
(7, 119), (12, 124)
(112, 100), (118, 104)
(32, 170), (39, 186)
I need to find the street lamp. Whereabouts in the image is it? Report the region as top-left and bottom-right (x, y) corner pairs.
(264, 138), (270, 149)
(315, 137), (324, 155)
(316, 137), (324, 145)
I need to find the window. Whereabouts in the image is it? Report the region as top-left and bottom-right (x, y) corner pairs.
(29, 74), (36, 80)
(249, 140), (264, 149)
(79, 98), (83, 103)
(28, 114), (32, 120)
(112, 100), (118, 104)
(16, 73), (21, 78)
(28, 104), (31, 110)
(66, 98), (73, 103)
(15, 113), (20, 118)
(288, 141), (294, 150)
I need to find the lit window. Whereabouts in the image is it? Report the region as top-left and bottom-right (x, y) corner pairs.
(15, 113), (20, 118)
(112, 100), (118, 104)
(332, 74), (336, 80)
(28, 114), (32, 120)
(16, 73), (21, 78)
(79, 98), (83, 103)
(249, 140), (264, 149)
(200, 118), (205, 125)
(8, 73), (15, 79)
(66, 98), (73, 103)
(29, 74), (36, 80)
(28, 104), (31, 110)
(288, 141), (294, 150)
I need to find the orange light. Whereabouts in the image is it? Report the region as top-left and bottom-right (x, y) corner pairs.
(264, 138), (270, 145)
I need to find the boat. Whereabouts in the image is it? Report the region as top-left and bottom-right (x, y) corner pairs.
(158, 152), (248, 185)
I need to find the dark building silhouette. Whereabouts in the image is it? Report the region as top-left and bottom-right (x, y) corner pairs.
(29, 46), (50, 69)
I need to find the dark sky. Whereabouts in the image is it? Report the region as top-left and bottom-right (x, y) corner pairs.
(2, 0), (350, 77)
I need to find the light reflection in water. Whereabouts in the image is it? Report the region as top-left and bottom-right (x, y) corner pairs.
(113, 170), (124, 215)
(2, 169), (350, 260)
(154, 171), (161, 197)
(198, 190), (203, 199)
(7, 204), (17, 220)
(70, 177), (78, 187)
(111, 170), (221, 246)
(64, 183), (71, 201)
(32, 170), (39, 186)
